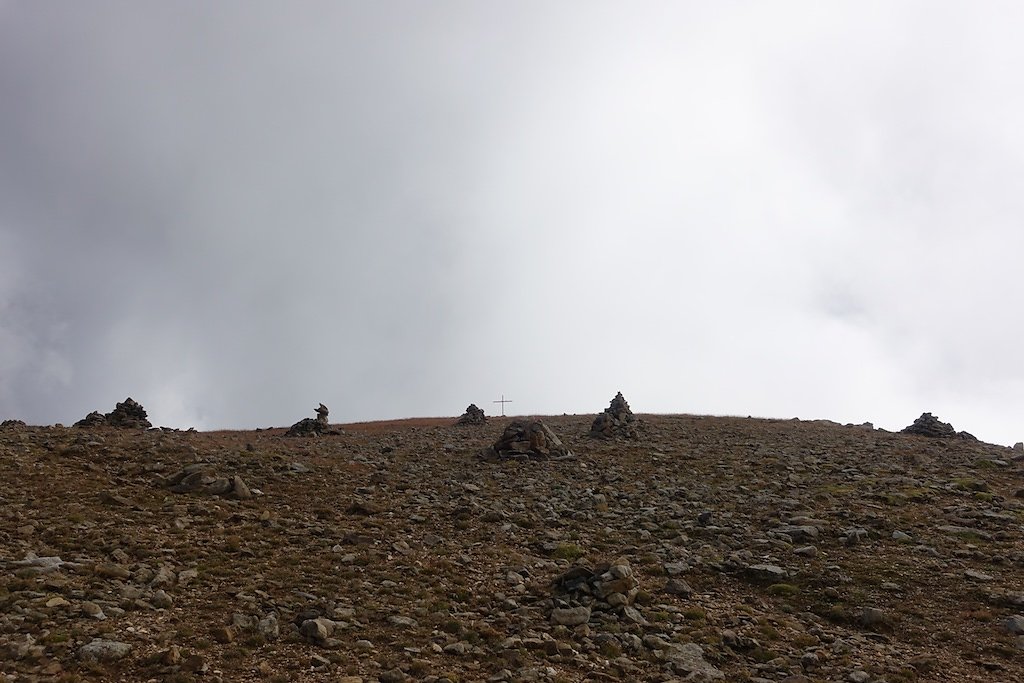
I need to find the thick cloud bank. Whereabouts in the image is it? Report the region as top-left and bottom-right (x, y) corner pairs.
(2, 2), (1023, 443)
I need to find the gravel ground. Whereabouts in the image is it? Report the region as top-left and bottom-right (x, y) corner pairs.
(1, 413), (1022, 682)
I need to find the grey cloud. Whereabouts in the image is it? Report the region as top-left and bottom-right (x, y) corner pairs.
(2, 2), (1023, 443)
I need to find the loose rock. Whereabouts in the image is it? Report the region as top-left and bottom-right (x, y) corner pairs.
(1005, 615), (1024, 635)
(79, 639), (132, 663)
(550, 606), (591, 626)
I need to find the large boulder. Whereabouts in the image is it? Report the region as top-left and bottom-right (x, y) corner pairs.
(902, 412), (976, 440)
(456, 404), (487, 426)
(75, 398), (151, 429)
(590, 391), (638, 439)
(480, 420), (573, 461)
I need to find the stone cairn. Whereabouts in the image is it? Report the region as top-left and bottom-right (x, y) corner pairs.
(550, 557), (644, 626)
(589, 391), (638, 439)
(479, 420), (574, 461)
(1, 419), (26, 429)
(285, 403), (331, 437)
(165, 464), (253, 499)
(74, 397), (152, 429)
(902, 412), (977, 440)
(455, 403), (487, 426)
(549, 558), (725, 679)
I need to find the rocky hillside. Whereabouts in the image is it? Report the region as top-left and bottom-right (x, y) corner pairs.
(1, 414), (1023, 682)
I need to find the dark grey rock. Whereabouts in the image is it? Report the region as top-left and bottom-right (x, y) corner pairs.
(858, 607), (890, 628)
(550, 605), (591, 626)
(666, 642), (725, 680)
(774, 524), (819, 542)
(299, 617), (333, 642)
(1004, 615), (1024, 635)
(664, 578), (693, 596)
(258, 613), (280, 640)
(230, 475), (252, 500)
(744, 564), (789, 582)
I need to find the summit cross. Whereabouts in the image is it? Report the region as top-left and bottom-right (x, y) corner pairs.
(493, 394), (512, 417)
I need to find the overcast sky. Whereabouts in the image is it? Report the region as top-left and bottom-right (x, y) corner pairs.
(2, 1), (1023, 444)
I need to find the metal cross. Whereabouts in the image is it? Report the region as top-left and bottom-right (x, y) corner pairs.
(493, 394), (512, 416)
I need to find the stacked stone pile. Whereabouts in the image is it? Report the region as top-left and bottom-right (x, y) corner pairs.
(76, 412), (106, 428)
(551, 557), (643, 625)
(590, 391), (638, 439)
(455, 404), (487, 426)
(286, 404), (333, 437)
(164, 464), (253, 499)
(106, 398), (152, 428)
(902, 412), (977, 440)
(549, 558), (725, 679)
(479, 420), (573, 461)
(74, 398), (152, 429)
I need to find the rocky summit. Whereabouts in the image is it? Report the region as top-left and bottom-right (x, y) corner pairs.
(589, 392), (639, 440)
(1, 414), (1023, 682)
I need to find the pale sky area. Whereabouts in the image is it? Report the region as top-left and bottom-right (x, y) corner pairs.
(2, 2), (1023, 444)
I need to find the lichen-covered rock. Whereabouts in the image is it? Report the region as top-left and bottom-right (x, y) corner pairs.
(479, 420), (573, 461)
(78, 639), (131, 663)
(550, 605), (591, 626)
(666, 642), (725, 680)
